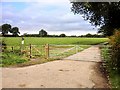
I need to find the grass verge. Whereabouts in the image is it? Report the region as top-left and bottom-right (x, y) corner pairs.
(1, 51), (29, 67)
(101, 45), (120, 88)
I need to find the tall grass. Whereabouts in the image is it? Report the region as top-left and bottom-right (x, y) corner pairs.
(1, 51), (28, 67)
(101, 46), (120, 88)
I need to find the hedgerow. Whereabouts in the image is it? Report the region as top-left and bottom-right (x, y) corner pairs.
(109, 29), (120, 73)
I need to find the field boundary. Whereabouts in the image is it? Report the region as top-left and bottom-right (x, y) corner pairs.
(2, 44), (92, 60)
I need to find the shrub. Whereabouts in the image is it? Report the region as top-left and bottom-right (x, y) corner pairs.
(2, 40), (7, 52)
(109, 29), (120, 72)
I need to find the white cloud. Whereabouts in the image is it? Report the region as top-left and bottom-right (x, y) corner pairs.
(1, 0), (69, 3)
(1, 0), (98, 35)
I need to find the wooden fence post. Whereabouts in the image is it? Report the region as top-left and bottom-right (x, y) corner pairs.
(45, 44), (49, 59)
(30, 44), (32, 58)
(11, 46), (14, 52)
(21, 37), (24, 53)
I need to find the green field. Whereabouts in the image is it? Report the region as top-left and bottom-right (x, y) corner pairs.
(2, 37), (108, 46)
(1, 37), (108, 67)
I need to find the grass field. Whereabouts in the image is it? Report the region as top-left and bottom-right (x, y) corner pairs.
(2, 37), (108, 46)
(1, 37), (108, 67)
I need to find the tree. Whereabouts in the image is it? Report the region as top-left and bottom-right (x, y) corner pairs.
(59, 33), (66, 37)
(1, 24), (11, 36)
(0, 26), (2, 32)
(1, 24), (20, 36)
(85, 33), (92, 37)
(39, 29), (47, 37)
(71, 2), (120, 36)
(11, 27), (20, 36)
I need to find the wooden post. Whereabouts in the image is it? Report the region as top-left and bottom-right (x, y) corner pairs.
(11, 46), (14, 52)
(30, 44), (32, 58)
(21, 37), (24, 53)
(45, 44), (49, 59)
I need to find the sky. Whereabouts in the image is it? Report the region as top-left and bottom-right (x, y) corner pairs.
(1, 0), (99, 36)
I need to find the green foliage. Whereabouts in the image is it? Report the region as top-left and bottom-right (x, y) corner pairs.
(79, 33), (104, 37)
(101, 46), (120, 88)
(59, 33), (66, 37)
(1, 40), (7, 52)
(3, 37), (108, 46)
(10, 27), (20, 36)
(109, 30), (120, 72)
(39, 29), (47, 37)
(1, 39), (28, 67)
(1, 24), (11, 36)
(1, 52), (28, 67)
(101, 29), (120, 88)
(71, 2), (120, 36)
(1, 24), (20, 36)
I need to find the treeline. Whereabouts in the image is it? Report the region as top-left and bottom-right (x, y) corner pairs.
(79, 33), (104, 38)
(22, 33), (66, 37)
(22, 30), (104, 37)
(22, 30), (66, 37)
(1, 23), (104, 37)
(22, 34), (61, 37)
(22, 33), (104, 38)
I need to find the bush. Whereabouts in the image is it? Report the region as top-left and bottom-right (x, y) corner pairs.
(109, 29), (120, 72)
(2, 40), (7, 52)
